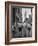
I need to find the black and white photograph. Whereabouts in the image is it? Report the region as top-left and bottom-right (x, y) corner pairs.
(11, 7), (32, 38)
